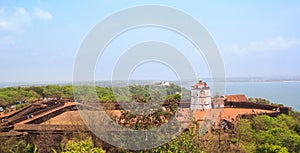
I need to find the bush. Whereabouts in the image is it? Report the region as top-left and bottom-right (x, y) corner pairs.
(60, 137), (106, 153)
(256, 143), (288, 153)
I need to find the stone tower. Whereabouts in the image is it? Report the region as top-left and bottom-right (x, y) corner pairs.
(191, 79), (212, 110)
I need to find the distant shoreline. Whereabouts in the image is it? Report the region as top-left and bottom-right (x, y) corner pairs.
(2, 78), (300, 88)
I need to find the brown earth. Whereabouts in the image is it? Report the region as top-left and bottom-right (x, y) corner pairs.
(41, 111), (84, 125)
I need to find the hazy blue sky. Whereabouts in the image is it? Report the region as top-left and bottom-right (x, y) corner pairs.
(1, 1), (300, 82)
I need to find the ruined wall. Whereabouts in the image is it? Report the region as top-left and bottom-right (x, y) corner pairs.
(224, 101), (290, 115)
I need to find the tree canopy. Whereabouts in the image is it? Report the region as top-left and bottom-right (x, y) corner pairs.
(236, 113), (300, 153)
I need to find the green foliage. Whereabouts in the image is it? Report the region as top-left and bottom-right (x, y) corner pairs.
(96, 87), (116, 102)
(0, 85), (74, 108)
(60, 137), (105, 153)
(237, 119), (253, 142)
(151, 129), (204, 153)
(26, 143), (38, 153)
(0, 137), (27, 153)
(248, 97), (284, 106)
(248, 97), (270, 104)
(256, 143), (288, 153)
(0, 83), (187, 109)
(236, 114), (300, 153)
(236, 119), (256, 152)
(252, 115), (276, 131)
(293, 123), (300, 135)
(165, 94), (181, 103)
(15, 102), (29, 110)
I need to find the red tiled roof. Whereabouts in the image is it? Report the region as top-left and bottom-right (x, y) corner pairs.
(225, 94), (247, 102)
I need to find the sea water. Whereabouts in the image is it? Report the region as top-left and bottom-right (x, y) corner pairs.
(180, 80), (300, 111)
(224, 81), (300, 111)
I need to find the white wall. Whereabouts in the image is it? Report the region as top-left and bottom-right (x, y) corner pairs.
(191, 88), (212, 110)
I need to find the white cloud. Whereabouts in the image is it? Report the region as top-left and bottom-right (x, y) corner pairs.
(33, 8), (53, 21)
(0, 7), (31, 33)
(227, 36), (300, 55)
(0, 7), (53, 48)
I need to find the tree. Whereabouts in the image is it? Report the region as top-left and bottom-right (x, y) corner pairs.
(242, 115), (300, 153)
(256, 144), (288, 153)
(151, 127), (204, 153)
(236, 119), (255, 152)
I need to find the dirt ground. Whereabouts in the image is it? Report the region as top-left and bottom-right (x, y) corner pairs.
(42, 111), (85, 125)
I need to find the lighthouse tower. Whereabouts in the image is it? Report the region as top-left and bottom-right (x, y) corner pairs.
(191, 79), (212, 110)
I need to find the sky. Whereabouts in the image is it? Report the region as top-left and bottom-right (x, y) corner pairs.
(0, 1), (300, 82)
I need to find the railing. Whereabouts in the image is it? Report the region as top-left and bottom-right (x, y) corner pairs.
(0, 104), (32, 120)
(32, 103), (64, 117)
(8, 105), (38, 121)
(10, 103), (65, 124)
(14, 124), (88, 132)
(23, 104), (76, 124)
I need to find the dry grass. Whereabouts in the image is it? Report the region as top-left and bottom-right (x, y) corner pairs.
(42, 111), (84, 125)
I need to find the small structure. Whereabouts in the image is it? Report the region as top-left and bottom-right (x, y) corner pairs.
(152, 81), (170, 86)
(191, 79), (212, 110)
(212, 98), (224, 108)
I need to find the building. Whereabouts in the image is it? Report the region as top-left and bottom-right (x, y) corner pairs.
(224, 94), (247, 102)
(191, 80), (212, 110)
(212, 98), (225, 108)
(224, 94), (247, 108)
